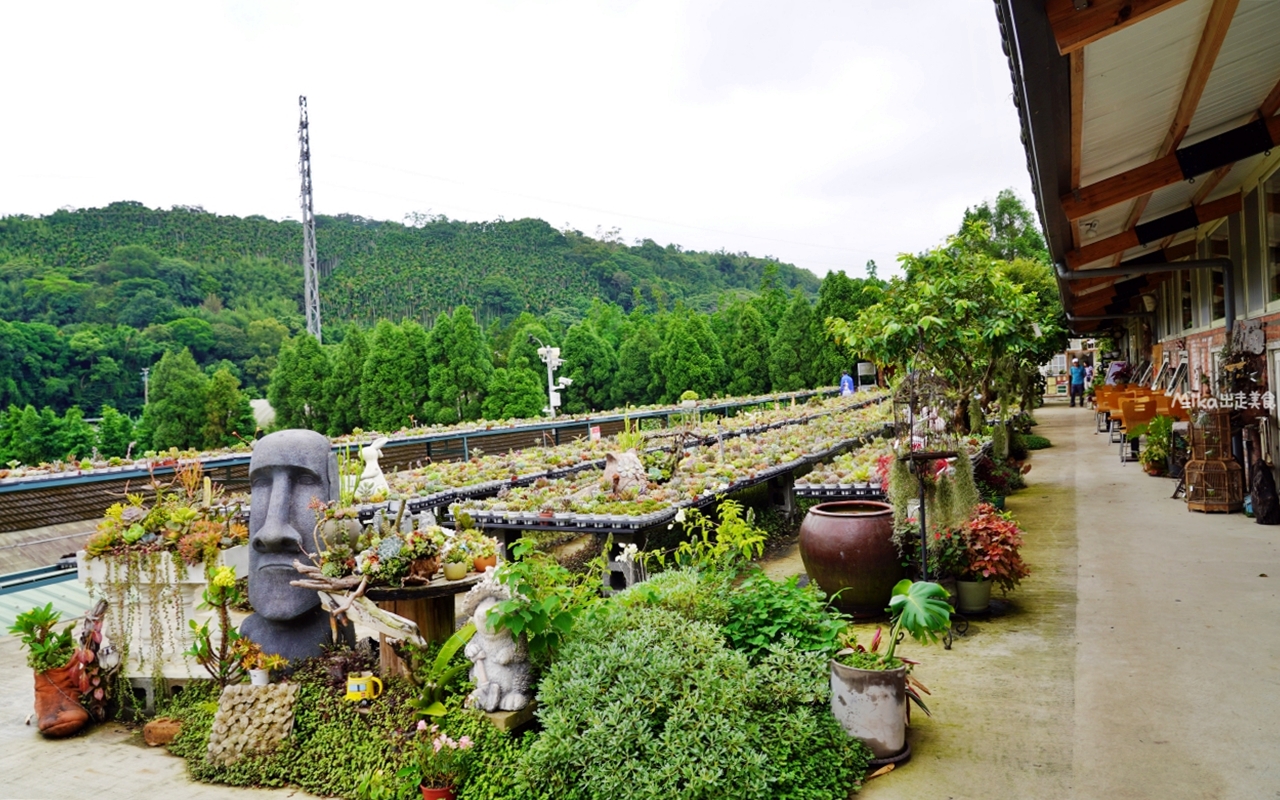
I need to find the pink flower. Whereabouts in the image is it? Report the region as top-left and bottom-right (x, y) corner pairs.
(432, 738), (444, 753)
(416, 720), (428, 732)
(458, 736), (473, 749)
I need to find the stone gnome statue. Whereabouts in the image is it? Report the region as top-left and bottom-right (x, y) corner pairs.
(459, 569), (531, 712)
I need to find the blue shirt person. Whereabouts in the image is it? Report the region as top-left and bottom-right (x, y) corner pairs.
(1069, 359), (1086, 407)
(839, 372), (855, 395)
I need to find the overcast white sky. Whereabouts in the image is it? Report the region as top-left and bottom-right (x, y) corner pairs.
(0, 1), (1034, 280)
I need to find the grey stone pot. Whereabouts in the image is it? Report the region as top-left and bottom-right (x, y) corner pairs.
(830, 657), (906, 759)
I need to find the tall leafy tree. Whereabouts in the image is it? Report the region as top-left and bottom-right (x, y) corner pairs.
(727, 304), (771, 396)
(769, 292), (816, 391)
(810, 271), (885, 386)
(561, 323), (619, 413)
(958, 189), (1049, 263)
(142, 347), (209, 450)
(361, 320), (416, 432)
(324, 323), (368, 436)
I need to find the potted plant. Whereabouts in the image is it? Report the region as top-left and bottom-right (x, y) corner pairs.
(442, 546), (470, 581)
(953, 503), (1031, 613)
(7, 603), (88, 737)
(459, 530), (499, 572)
(830, 579), (952, 759)
(1129, 415), (1174, 476)
(413, 720), (474, 799)
(234, 639), (288, 685)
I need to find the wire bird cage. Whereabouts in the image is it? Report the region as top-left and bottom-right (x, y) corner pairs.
(1184, 459), (1244, 513)
(1185, 409), (1243, 513)
(891, 372), (959, 458)
(891, 371), (960, 582)
(1189, 409), (1231, 460)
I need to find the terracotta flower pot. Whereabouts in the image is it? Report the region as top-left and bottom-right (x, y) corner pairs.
(420, 785), (456, 800)
(799, 501), (902, 619)
(473, 554), (497, 573)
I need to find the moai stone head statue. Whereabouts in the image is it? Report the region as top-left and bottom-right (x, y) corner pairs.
(240, 429), (351, 661)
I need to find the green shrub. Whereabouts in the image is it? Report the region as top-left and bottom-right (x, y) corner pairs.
(520, 603), (869, 800)
(721, 572), (847, 663)
(1021, 434), (1051, 450)
(619, 567), (731, 626)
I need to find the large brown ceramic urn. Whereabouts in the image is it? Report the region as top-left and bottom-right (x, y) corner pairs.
(798, 500), (902, 618)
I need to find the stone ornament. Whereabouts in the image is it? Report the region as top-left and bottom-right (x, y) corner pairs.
(242, 429), (353, 662)
(460, 569), (531, 712)
(356, 436), (391, 499)
(206, 683), (299, 766)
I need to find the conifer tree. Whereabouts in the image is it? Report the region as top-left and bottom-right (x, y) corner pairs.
(202, 367), (254, 448)
(59, 407), (97, 460)
(482, 367), (546, 420)
(325, 324), (368, 436)
(400, 320), (431, 411)
(727, 304), (771, 396)
(361, 320), (415, 432)
(616, 321), (661, 405)
(267, 338), (301, 428)
(687, 313), (728, 394)
(143, 347), (209, 450)
(769, 292), (817, 391)
(449, 306), (492, 421)
(423, 312), (458, 425)
(291, 334), (332, 433)
(656, 314), (721, 402)
(97, 405), (135, 458)
(810, 271), (856, 385)
(562, 322), (619, 413)
(13, 405), (44, 465)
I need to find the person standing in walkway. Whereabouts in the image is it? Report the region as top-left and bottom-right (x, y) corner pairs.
(839, 371), (855, 396)
(1069, 358), (1086, 407)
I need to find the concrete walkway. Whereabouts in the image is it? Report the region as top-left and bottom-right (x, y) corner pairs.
(813, 401), (1279, 799)
(2, 403), (1277, 799)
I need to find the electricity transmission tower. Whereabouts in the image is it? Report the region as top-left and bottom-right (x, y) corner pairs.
(298, 95), (321, 343)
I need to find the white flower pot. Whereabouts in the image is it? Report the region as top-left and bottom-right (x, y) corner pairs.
(249, 669), (271, 686)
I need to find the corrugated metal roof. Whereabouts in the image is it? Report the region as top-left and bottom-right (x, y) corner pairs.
(0, 574), (93, 631)
(1080, 0), (1212, 186)
(1186, 0), (1280, 141)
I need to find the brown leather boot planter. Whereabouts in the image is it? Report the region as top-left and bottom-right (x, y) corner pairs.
(34, 664), (90, 738)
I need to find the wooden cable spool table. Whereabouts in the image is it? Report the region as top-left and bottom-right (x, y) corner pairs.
(364, 573), (483, 677)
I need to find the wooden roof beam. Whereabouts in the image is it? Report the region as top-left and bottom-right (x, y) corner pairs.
(1093, 0), (1238, 260)
(1066, 193), (1242, 268)
(1061, 114), (1280, 220)
(1047, 0), (1192, 55)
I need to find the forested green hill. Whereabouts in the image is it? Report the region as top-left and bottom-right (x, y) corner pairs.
(0, 202), (819, 326)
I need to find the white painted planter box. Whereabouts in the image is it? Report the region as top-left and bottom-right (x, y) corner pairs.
(77, 546), (249, 680)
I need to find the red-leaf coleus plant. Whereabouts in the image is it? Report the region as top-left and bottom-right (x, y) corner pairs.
(959, 502), (1030, 594)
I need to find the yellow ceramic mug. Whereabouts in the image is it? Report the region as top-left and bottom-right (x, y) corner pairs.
(344, 673), (383, 702)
